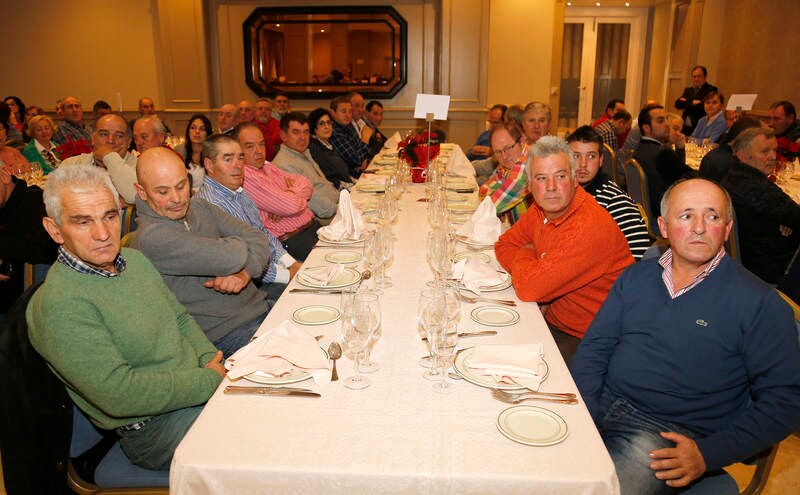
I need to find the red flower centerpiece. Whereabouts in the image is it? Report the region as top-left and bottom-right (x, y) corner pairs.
(398, 130), (445, 168)
(54, 139), (92, 160)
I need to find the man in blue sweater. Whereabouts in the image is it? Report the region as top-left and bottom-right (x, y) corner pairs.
(571, 178), (800, 494)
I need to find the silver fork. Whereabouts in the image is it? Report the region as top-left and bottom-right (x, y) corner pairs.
(458, 293), (517, 306)
(491, 388), (578, 405)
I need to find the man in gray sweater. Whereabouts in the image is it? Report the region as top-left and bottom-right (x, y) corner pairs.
(130, 147), (272, 357)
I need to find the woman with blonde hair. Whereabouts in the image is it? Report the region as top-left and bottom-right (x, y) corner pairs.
(22, 115), (61, 174)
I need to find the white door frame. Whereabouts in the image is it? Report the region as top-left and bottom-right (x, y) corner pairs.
(565, 7), (648, 125)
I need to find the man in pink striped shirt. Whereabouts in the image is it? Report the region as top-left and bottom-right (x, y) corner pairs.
(236, 123), (319, 260)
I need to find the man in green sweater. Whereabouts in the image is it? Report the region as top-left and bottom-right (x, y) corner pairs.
(26, 164), (225, 471)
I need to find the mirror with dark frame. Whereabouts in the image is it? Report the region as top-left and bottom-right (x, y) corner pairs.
(243, 6), (407, 99)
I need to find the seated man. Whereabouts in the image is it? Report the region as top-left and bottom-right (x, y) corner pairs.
(132, 115), (170, 153)
(468, 104), (506, 160)
(61, 113), (138, 205)
(131, 147), (272, 357)
(567, 126), (650, 260)
(594, 110), (632, 151)
(328, 95), (371, 177)
(690, 90), (726, 144)
(27, 164), (224, 470)
(721, 127), (800, 284)
(195, 134), (300, 298)
(217, 103), (238, 135)
(52, 96), (92, 145)
(698, 116), (762, 182)
(768, 100), (800, 161)
(272, 112), (339, 221)
(572, 178), (800, 494)
(253, 98), (281, 160)
(592, 98), (625, 128)
(235, 123), (318, 261)
(478, 122), (531, 224)
(364, 100), (388, 156)
(495, 136), (634, 363)
(634, 104), (694, 215)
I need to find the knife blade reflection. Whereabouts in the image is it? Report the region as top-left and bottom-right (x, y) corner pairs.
(224, 386), (321, 397)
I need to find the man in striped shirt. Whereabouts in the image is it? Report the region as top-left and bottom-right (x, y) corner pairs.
(235, 123), (319, 261)
(567, 126), (650, 260)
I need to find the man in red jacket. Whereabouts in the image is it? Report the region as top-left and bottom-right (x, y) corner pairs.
(495, 136), (634, 363)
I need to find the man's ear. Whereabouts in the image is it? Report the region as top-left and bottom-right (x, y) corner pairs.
(657, 216), (668, 239)
(134, 182), (147, 202)
(42, 217), (64, 245)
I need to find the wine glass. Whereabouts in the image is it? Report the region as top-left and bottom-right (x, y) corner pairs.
(375, 225), (394, 288)
(426, 229), (451, 283)
(358, 290), (382, 373)
(342, 292), (380, 389)
(362, 229), (382, 294)
(417, 287), (447, 378)
(431, 324), (459, 394)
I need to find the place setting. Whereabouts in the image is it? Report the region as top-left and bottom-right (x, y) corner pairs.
(315, 189), (366, 248)
(451, 343), (577, 446)
(223, 321), (333, 396)
(453, 196), (501, 250)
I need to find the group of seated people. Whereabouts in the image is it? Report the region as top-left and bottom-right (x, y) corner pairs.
(467, 67), (800, 493)
(1, 71), (799, 494)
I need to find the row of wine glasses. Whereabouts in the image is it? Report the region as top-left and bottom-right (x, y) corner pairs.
(340, 289), (382, 390)
(417, 282), (461, 393)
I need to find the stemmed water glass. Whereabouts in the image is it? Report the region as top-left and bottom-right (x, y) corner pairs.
(426, 228), (451, 283)
(417, 287), (447, 378)
(341, 292), (381, 389)
(362, 229), (383, 294)
(431, 323), (459, 394)
(358, 290), (383, 373)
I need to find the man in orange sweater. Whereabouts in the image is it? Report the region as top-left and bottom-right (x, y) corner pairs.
(495, 136), (634, 363)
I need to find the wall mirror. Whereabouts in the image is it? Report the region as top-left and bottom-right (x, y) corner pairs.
(243, 6), (407, 99)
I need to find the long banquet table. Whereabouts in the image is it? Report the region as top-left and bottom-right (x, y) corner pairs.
(170, 161), (620, 494)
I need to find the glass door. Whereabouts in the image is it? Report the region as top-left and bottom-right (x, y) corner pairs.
(558, 8), (646, 132)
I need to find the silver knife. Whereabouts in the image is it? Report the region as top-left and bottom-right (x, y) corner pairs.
(224, 386), (321, 397)
(290, 288), (343, 294)
(421, 330), (497, 341)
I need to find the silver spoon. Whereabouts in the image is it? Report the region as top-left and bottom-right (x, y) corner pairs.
(327, 341), (342, 382)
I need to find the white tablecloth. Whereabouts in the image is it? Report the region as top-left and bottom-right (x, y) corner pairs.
(170, 165), (619, 494)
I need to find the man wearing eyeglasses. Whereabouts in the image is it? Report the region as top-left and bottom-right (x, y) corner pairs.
(478, 122), (530, 225)
(567, 126), (650, 260)
(60, 113), (138, 205)
(468, 104), (507, 160)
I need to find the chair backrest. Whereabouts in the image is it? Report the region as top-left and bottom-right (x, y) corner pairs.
(624, 158), (659, 238)
(725, 207), (741, 262)
(120, 205), (137, 237)
(601, 143), (618, 185)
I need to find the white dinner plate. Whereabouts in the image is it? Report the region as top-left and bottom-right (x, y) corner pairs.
(292, 305), (341, 325)
(453, 347), (549, 390)
(297, 267), (362, 289)
(470, 306), (520, 326)
(455, 235), (494, 250)
(318, 233), (365, 245)
(324, 251), (362, 264)
(475, 274), (512, 292)
(453, 251), (491, 264)
(446, 192), (468, 203)
(243, 347), (329, 386)
(496, 406), (569, 446)
(356, 183), (386, 193)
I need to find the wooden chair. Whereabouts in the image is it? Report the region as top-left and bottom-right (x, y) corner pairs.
(739, 445), (779, 495)
(725, 208), (741, 262)
(624, 158), (659, 239)
(120, 205), (137, 237)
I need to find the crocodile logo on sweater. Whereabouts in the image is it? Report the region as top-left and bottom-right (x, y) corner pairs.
(696, 319), (708, 327)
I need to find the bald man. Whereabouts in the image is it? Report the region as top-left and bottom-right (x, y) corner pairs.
(217, 104), (239, 135)
(130, 148), (272, 357)
(60, 113), (138, 204)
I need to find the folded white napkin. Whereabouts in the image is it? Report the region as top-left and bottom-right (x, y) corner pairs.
(453, 256), (507, 293)
(225, 321), (331, 386)
(468, 344), (544, 391)
(318, 190), (365, 241)
(446, 145), (476, 177)
(456, 196), (501, 244)
(384, 131), (402, 149)
(299, 264), (345, 286)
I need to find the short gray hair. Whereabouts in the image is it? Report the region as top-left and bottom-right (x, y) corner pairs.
(523, 101), (552, 123)
(659, 178), (733, 222)
(135, 115), (166, 136)
(527, 136), (576, 178)
(731, 127), (775, 155)
(44, 165), (120, 225)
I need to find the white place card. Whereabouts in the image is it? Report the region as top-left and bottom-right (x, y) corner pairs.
(414, 94), (451, 120)
(727, 94), (758, 111)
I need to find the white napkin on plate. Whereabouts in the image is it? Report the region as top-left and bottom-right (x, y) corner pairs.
(456, 196), (501, 244)
(468, 343), (544, 391)
(299, 264), (345, 286)
(453, 256), (507, 293)
(445, 145), (476, 177)
(384, 131), (402, 149)
(318, 190), (365, 241)
(225, 321), (331, 386)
